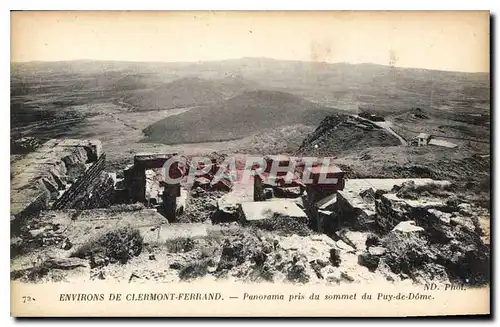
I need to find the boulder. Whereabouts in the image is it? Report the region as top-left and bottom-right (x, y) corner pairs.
(358, 248), (385, 272)
(210, 177), (233, 192)
(329, 248), (341, 267)
(365, 233), (382, 248)
(287, 262), (310, 283)
(450, 216), (477, 234)
(28, 227), (49, 238)
(392, 221), (424, 234)
(321, 266), (342, 283)
(359, 188), (375, 202)
(458, 203), (473, 216)
(49, 168), (67, 189)
(368, 246), (387, 256)
(358, 251), (380, 271)
(190, 186), (206, 198)
(341, 271), (355, 282)
(61, 238), (73, 250)
(40, 178), (59, 199)
(169, 262), (182, 270)
(43, 257), (88, 270)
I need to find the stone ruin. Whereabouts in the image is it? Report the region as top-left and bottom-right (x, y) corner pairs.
(235, 155), (347, 233)
(11, 144), (350, 232)
(10, 141), (490, 286)
(121, 153), (186, 222)
(10, 141), (486, 244)
(10, 139), (109, 229)
(10, 140), (190, 232)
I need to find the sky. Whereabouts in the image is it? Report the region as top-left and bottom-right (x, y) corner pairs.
(11, 11), (490, 72)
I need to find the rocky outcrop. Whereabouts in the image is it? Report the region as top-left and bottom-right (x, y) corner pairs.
(376, 193), (449, 232)
(358, 246), (386, 272)
(374, 193), (490, 285)
(297, 114), (401, 157)
(376, 193), (484, 241)
(10, 257), (89, 282)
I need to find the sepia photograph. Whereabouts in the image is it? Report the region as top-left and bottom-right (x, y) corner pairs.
(9, 10), (491, 317)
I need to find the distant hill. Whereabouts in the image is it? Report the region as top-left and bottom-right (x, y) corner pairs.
(121, 76), (262, 110)
(89, 73), (161, 91)
(121, 77), (225, 110)
(296, 114), (401, 157)
(142, 90), (336, 144)
(12, 58), (490, 116)
(11, 58), (490, 142)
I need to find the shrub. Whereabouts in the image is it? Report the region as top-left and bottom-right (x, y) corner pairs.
(165, 237), (195, 253)
(251, 263), (274, 282)
(287, 263), (310, 283)
(71, 227), (143, 264)
(253, 214), (311, 237)
(179, 259), (211, 280)
(11, 256), (49, 282)
(365, 233), (382, 248)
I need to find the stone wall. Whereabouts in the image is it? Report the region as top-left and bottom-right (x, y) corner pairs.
(335, 191), (375, 231)
(11, 139), (103, 234)
(52, 154), (108, 210)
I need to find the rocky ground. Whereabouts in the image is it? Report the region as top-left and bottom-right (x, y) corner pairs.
(9, 122), (491, 287)
(10, 132), (490, 287)
(10, 59), (491, 291)
(10, 217), (396, 285)
(10, 176), (490, 287)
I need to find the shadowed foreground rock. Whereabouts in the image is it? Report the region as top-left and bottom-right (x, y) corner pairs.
(369, 192), (490, 285)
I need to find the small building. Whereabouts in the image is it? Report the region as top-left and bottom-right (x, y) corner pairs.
(415, 133), (432, 146)
(412, 133), (458, 148)
(428, 139), (458, 148)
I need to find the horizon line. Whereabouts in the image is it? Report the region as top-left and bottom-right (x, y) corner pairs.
(10, 57), (490, 74)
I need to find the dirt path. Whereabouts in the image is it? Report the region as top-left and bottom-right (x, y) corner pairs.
(353, 115), (407, 146)
(375, 121), (408, 145)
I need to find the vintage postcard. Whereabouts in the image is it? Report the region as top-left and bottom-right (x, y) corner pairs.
(10, 10), (490, 317)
